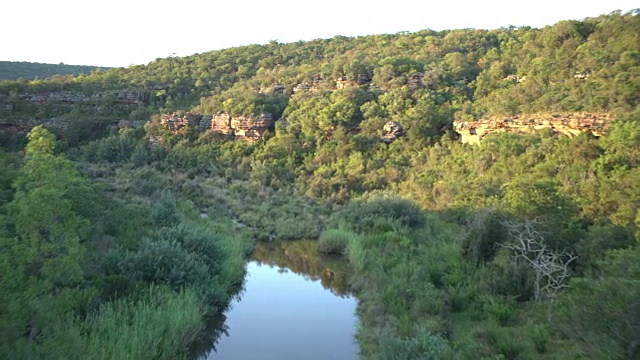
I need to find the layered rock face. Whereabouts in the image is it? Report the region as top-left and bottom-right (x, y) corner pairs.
(454, 113), (611, 144)
(211, 112), (233, 134)
(211, 112), (274, 142)
(0, 120), (35, 141)
(4, 90), (150, 105)
(335, 73), (372, 89)
(160, 112), (202, 133)
(110, 90), (150, 104)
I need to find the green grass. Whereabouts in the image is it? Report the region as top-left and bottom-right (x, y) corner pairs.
(7, 286), (203, 360)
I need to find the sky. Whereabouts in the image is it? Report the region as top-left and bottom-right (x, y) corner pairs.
(2, 0), (638, 68)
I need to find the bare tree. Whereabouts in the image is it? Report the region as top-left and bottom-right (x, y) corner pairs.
(500, 220), (577, 303)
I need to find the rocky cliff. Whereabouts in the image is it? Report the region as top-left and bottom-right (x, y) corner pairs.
(3, 90), (150, 106)
(454, 113), (611, 144)
(210, 112), (274, 142)
(160, 112), (203, 133)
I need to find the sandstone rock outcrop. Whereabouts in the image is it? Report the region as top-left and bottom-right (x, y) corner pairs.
(503, 74), (526, 83)
(231, 113), (274, 141)
(211, 112), (233, 134)
(293, 83), (312, 93)
(160, 112), (202, 133)
(335, 76), (356, 90)
(211, 112), (274, 142)
(382, 121), (404, 143)
(259, 84), (287, 95)
(454, 113), (611, 144)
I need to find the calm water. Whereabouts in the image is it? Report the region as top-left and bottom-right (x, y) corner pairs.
(205, 260), (359, 360)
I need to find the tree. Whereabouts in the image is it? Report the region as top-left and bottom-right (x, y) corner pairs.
(25, 125), (56, 155)
(0, 127), (91, 348)
(501, 220), (577, 307)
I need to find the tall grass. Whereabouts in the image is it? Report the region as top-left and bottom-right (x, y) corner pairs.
(217, 232), (251, 292)
(8, 286), (203, 360)
(347, 234), (367, 272)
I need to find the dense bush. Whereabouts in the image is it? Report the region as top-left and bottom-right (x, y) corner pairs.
(150, 190), (182, 227)
(152, 222), (227, 273)
(317, 229), (356, 254)
(77, 134), (137, 163)
(105, 222), (230, 309)
(335, 196), (425, 234)
(461, 209), (509, 263)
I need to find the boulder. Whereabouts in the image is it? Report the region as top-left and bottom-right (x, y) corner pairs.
(382, 121), (404, 143)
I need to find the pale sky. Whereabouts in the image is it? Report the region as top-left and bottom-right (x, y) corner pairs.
(2, 0), (638, 68)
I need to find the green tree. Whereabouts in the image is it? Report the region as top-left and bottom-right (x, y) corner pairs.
(1, 127), (92, 350)
(26, 125), (56, 156)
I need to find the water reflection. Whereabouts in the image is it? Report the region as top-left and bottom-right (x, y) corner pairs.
(252, 240), (352, 297)
(203, 240), (358, 360)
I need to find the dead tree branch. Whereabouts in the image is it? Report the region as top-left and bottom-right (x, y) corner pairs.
(500, 219), (577, 302)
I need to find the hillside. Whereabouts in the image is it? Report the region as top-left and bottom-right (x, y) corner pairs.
(0, 61), (112, 81)
(0, 10), (639, 360)
(1, 10), (638, 126)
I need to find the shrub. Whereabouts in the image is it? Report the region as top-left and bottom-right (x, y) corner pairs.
(529, 324), (550, 353)
(105, 237), (226, 309)
(150, 191), (181, 227)
(481, 295), (516, 326)
(462, 208), (509, 263)
(372, 326), (450, 360)
(79, 135), (136, 163)
(317, 229), (356, 255)
(153, 222), (226, 273)
(335, 196), (425, 234)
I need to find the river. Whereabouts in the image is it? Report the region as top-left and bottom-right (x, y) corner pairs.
(203, 241), (359, 360)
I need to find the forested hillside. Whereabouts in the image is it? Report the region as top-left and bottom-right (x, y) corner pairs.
(0, 61), (112, 81)
(0, 9), (639, 360)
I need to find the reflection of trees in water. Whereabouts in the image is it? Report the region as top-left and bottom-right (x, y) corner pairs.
(190, 284), (246, 359)
(252, 240), (352, 297)
(189, 312), (228, 359)
(191, 240), (352, 359)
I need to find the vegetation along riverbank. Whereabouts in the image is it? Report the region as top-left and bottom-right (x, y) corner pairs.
(1, 10), (639, 359)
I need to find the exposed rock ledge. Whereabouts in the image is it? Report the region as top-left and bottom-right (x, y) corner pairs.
(454, 113), (611, 144)
(211, 112), (274, 142)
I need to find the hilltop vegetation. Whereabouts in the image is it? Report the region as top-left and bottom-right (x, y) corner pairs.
(0, 61), (112, 81)
(0, 9), (639, 360)
(1, 10), (639, 123)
